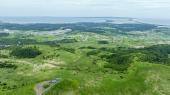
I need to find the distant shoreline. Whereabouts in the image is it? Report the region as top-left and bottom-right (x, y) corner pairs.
(0, 17), (169, 25)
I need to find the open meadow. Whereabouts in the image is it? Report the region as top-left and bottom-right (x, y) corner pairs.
(0, 22), (170, 95)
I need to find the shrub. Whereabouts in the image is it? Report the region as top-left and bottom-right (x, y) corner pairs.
(98, 40), (109, 44)
(43, 83), (50, 89)
(0, 62), (17, 69)
(87, 50), (99, 56)
(59, 39), (78, 43)
(60, 47), (75, 53)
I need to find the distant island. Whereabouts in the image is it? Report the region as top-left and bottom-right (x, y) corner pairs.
(105, 18), (143, 24)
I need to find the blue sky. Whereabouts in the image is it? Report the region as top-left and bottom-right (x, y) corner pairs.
(0, 0), (170, 18)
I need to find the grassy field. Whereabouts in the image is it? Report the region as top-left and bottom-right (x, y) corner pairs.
(0, 23), (170, 95)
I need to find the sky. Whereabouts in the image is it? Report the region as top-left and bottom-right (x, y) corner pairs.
(0, 0), (170, 19)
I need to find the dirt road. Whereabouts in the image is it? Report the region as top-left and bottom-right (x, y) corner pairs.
(34, 78), (61, 95)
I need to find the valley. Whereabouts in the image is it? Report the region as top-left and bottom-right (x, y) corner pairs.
(0, 22), (170, 95)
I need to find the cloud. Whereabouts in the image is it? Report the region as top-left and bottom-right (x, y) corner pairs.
(0, 0), (170, 18)
(128, 0), (170, 8)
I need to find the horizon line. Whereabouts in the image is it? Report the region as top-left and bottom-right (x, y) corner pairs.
(0, 16), (169, 19)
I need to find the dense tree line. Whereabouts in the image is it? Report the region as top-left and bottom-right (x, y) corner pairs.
(11, 47), (42, 58)
(87, 44), (170, 71)
(42, 39), (78, 46)
(0, 23), (157, 33)
(0, 33), (9, 37)
(0, 38), (37, 45)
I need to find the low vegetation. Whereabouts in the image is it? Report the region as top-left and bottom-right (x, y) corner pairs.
(44, 79), (79, 95)
(0, 22), (170, 95)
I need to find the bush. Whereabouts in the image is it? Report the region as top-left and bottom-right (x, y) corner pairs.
(60, 47), (76, 53)
(87, 50), (99, 56)
(0, 62), (17, 69)
(43, 83), (50, 89)
(98, 40), (109, 44)
(59, 39), (78, 43)
(11, 47), (42, 58)
(79, 46), (96, 49)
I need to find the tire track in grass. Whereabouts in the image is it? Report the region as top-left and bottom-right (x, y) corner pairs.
(34, 78), (61, 95)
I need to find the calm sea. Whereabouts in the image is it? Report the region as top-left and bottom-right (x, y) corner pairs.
(0, 17), (170, 25)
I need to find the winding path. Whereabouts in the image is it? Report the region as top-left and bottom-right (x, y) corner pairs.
(34, 78), (61, 95)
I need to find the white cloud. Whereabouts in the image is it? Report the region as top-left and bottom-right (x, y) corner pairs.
(0, 0), (170, 18)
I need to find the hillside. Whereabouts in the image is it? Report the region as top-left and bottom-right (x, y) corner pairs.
(0, 22), (170, 95)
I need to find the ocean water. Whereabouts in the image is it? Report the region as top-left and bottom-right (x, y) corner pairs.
(138, 18), (170, 25)
(0, 17), (116, 24)
(0, 17), (170, 25)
